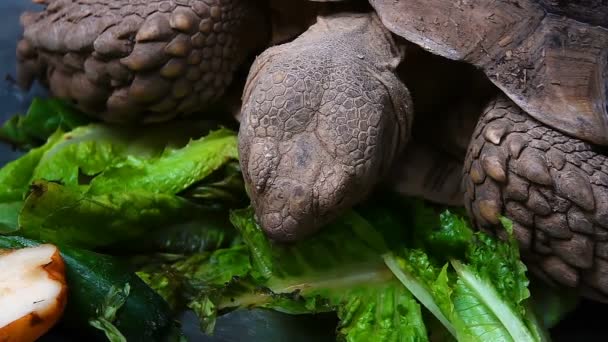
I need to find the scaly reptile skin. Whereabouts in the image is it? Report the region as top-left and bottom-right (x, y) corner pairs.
(17, 0), (266, 123)
(464, 96), (608, 301)
(239, 13), (412, 241)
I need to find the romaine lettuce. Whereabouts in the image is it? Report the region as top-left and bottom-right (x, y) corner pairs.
(0, 121), (239, 249)
(0, 98), (89, 149)
(142, 205), (555, 342)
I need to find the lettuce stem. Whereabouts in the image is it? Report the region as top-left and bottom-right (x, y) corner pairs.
(450, 259), (536, 342)
(383, 253), (456, 338)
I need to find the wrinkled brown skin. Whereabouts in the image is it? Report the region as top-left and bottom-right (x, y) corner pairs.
(391, 46), (496, 206)
(391, 142), (464, 207)
(267, 0), (323, 46)
(239, 12), (412, 241)
(17, 0), (268, 123)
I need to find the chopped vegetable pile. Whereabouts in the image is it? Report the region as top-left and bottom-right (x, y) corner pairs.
(0, 99), (579, 341)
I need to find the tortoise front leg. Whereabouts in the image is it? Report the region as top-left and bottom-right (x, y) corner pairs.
(464, 96), (608, 301)
(16, 0), (266, 123)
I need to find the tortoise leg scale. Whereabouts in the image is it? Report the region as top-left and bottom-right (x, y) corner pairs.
(464, 96), (608, 301)
(16, 0), (267, 123)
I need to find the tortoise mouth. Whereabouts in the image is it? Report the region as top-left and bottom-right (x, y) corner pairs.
(244, 133), (330, 242)
(257, 214), (309, 242)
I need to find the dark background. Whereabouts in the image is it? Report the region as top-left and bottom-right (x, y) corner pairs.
(0, 1), (605, 341)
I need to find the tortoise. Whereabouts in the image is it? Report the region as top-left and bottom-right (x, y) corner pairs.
(13, 0), (608, 301)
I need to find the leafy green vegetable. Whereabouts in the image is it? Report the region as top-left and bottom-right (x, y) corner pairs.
(116, 213), (237, 255)
(1, 120), (230, 193)
(180, 161), (248, 210)
(88, 128), (238, 195)
(89, 284), (130, 342)
(0, 120), (239, 250)
(451, 261), (537, 342)
(175, 245), (253, 290)
(0, 98), (89, 148)
(135, 200), (556, 342)
(0, 130), (63, 202)
(137, 266), (185, 310)
(335, 283), (428, 341)
(0, 131), (64, 233)
(177, 208), (429, 342)
(0, 202), (23, 234)
(138, 245), (252, 310)
(356, 194), (469, 258)
(18, 180), (208, 248)
(453, 215), (542, 342)
(29, 123), (232, 190)
(385, 211), (548, 342)
(429, 211), (473, 258)
(384, 253), (458, 338)
(140, 207), (431, 341)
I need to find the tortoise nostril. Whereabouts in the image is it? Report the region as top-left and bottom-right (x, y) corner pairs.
(289, 184), (310, 205)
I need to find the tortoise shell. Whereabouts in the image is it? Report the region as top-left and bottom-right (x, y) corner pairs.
(370, 0), (608, 145)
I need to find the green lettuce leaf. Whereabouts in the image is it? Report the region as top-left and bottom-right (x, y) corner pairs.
(140, 207), (428, 341)
(335, 283), (427, 341)
(18, 180), (209, 248)
(180, 161), (248, 211)
(88, 128), (238, 195)
(0, 120), (238, 248)
(451, 261), (535, 342)
(89, 283), (131, 342)
(137, 200), (549, 342)
(385, 210), (548, 342)
(116, 213), (238, 255)
(138, 245), (252, 311)
(452, 215), (542, 342)
(174, 245), (252, 290)
(0, 202), (22, 234)
(185, 208), (428, 341)
(0, 131), (63, 233)
(1, 120), (230, 193)
(0, 130), (63, 202)
(356, 195), (469, 258)
(384, 252), (460, 339)
(449, 216), (545, 342)
(137, 266), (185, 311)
(31, 122), (230, 190)
(0, 98), (89, 149)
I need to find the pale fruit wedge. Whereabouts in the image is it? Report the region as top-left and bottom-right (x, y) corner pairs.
(0, 244), (67, 342)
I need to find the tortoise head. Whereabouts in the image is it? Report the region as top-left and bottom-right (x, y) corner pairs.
(238, 13), (412, 241)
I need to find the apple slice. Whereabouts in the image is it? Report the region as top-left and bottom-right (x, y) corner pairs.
(0, 244), (68, 342)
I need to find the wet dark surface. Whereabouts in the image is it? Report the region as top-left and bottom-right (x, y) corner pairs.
(0, 1), (45, 165)
(1, 1), (607, 341)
